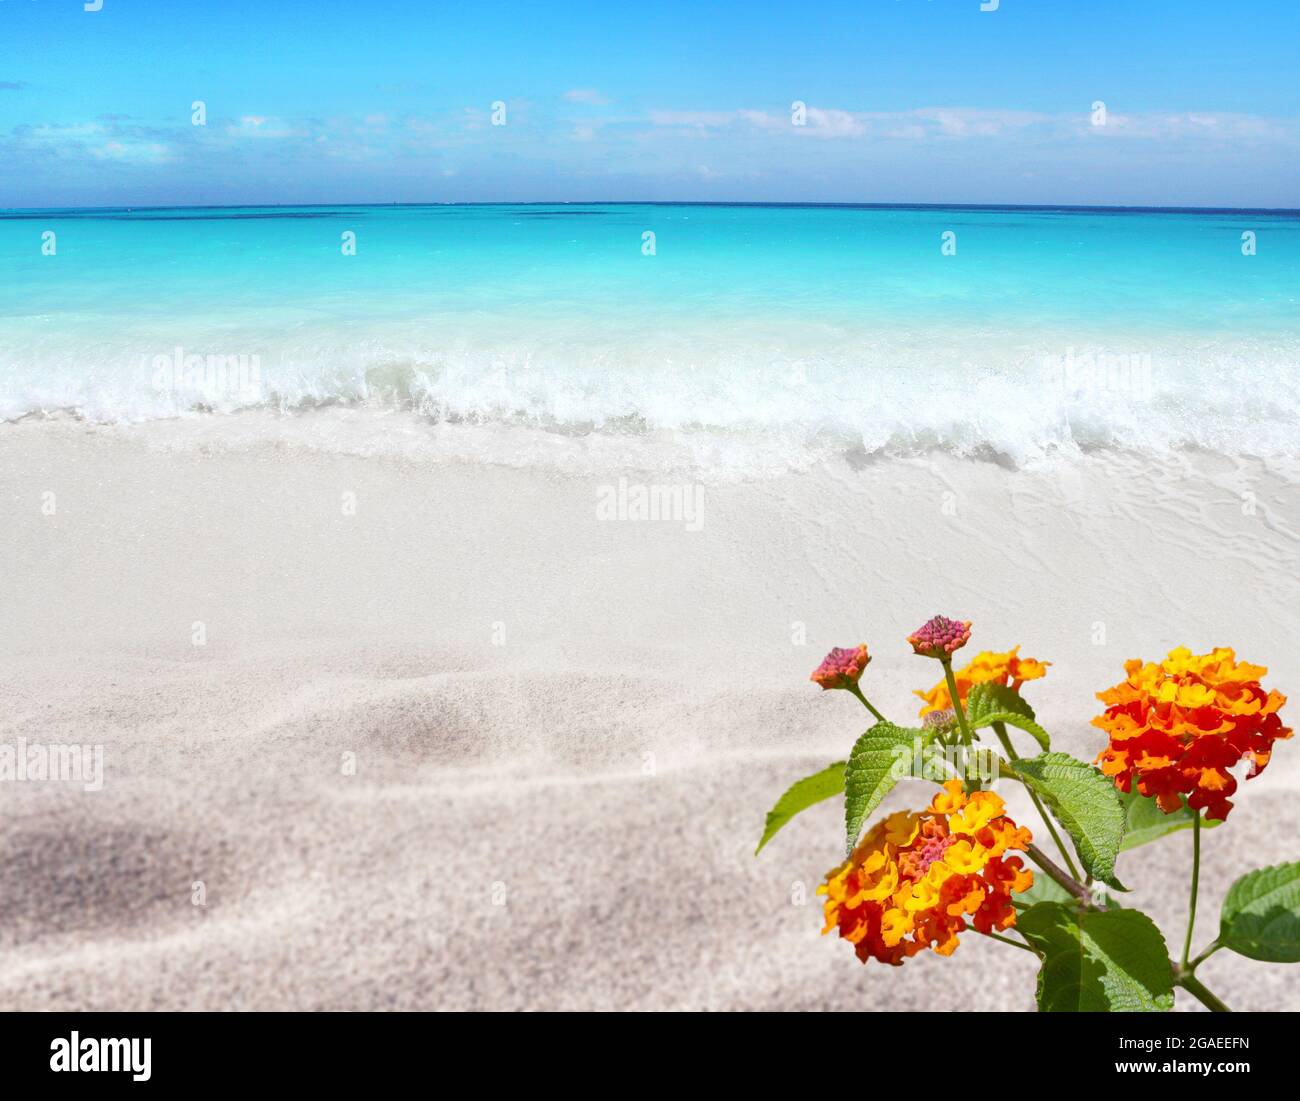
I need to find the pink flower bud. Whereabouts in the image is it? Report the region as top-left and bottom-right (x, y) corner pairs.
(811, 645), (871, 691)
(907, 616), (972, 659)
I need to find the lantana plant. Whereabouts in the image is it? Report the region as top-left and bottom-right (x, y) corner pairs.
(758, 616), (1298, 1012)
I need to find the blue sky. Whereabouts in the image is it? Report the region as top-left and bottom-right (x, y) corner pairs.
(1, 0), (1297, 207)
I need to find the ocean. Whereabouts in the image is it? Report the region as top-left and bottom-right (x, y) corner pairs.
(3, 203), (1298, 468)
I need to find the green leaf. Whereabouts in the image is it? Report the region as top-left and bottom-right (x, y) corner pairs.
(1013, 752), (1126, 890)
(1017, 902), (1174, 1012)
(1119, 789), (1223, 852)
(964, 682), (1050, 751)
(985, 713), (1051, 752)
(755, 761), (846, 855)
(1219, 862), (1300, 962)
(843, 721), (929, 854)
(967, 681), (1037, 721)
(1017, 874), (1075, 909)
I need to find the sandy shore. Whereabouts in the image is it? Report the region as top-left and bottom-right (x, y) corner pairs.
(1, 417), (1297, 1010)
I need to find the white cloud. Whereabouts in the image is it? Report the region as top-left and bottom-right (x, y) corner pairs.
(646, 104), (1296, 146)
(1084, 111), (1295, 142)
(90, 139), (173, 163)
(648, 109), (741, 129)
(9, 121), (176, 163)
(225, 115), (299, 139)
(562, 88), (611, 106)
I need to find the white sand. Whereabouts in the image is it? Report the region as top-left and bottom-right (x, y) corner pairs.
(1, 416), (1297, 1010)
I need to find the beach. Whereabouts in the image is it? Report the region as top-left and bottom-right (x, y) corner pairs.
(2, 414), (1297, 1010)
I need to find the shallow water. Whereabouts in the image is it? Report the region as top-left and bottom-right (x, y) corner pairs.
(3, 203), (1298, 466)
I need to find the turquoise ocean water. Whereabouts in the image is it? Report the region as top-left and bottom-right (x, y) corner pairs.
(2, 203), (1298, 466)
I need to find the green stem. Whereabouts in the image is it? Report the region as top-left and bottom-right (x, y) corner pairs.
(980, 930), (1036, 954)
(1177, 970), (1231, 1013)
(847, 683), (886, 724)
(1181, 810), (1202, 968)
(941, 658), (975, 744)
(1189, 941), (1222, 971)
(951, 742), (968, 789)
(992, 721), (1082, 881)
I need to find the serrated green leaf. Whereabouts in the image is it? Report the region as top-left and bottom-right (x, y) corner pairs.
(984, 712), (1051, 751)
(844, 721), (929, 855)
(1119, 789), (1223, 852)
(1219, 862), (1300, 962)
(967, 681), (1037, 721)
(755, 761), (846, 854)
(965, 683), (1050, 751)
(1017, 902), (1174, 1012)
(1013, 752), (1126, 890)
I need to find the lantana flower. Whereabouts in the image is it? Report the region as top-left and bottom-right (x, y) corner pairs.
(811, 645), (871, 691)
(907, 616), (972, 659)
(922, 708), (959, 737)
(916, 646), (1051, 717)
(1093, 647), (1292, 821)
(817, 779), (1033, 965)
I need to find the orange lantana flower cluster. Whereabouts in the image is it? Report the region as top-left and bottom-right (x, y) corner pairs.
(1093, 647), (1292, 822)
(915, 646), (1051, 717)
(818, 779), (1033, 965)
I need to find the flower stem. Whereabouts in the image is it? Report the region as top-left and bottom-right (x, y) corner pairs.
(979, 930), (1036, 954)
(992, 721), (1082, 881)
(941, 659), (975, 744)
(1181, 809), (1202, 968)
(1025, 843), (1095, 907)
(846, 683), (886, 723)
(1177, 970), (1231, 1013)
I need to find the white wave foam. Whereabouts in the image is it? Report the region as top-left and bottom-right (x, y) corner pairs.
(3, 324), (1298, 471)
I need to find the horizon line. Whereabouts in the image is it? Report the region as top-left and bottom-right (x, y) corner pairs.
(3, 200), (1299, 216)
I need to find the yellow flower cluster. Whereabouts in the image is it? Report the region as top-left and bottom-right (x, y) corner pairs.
(818, 780), (1033, 965)
(915, 647), (1050, 717)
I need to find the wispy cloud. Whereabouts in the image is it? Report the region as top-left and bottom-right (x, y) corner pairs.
(562, 88), (611, 106)
(224, 116), (302, 140)
(648, 109), (741, 130)
(651, 106), (1057, 140)
(1084, 110), (1296, 142)
(644, 105), (1298, 145)
(4, 100), (1296, 207)
(8, 120), (176, 164)
(91, 139), (173, 163)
